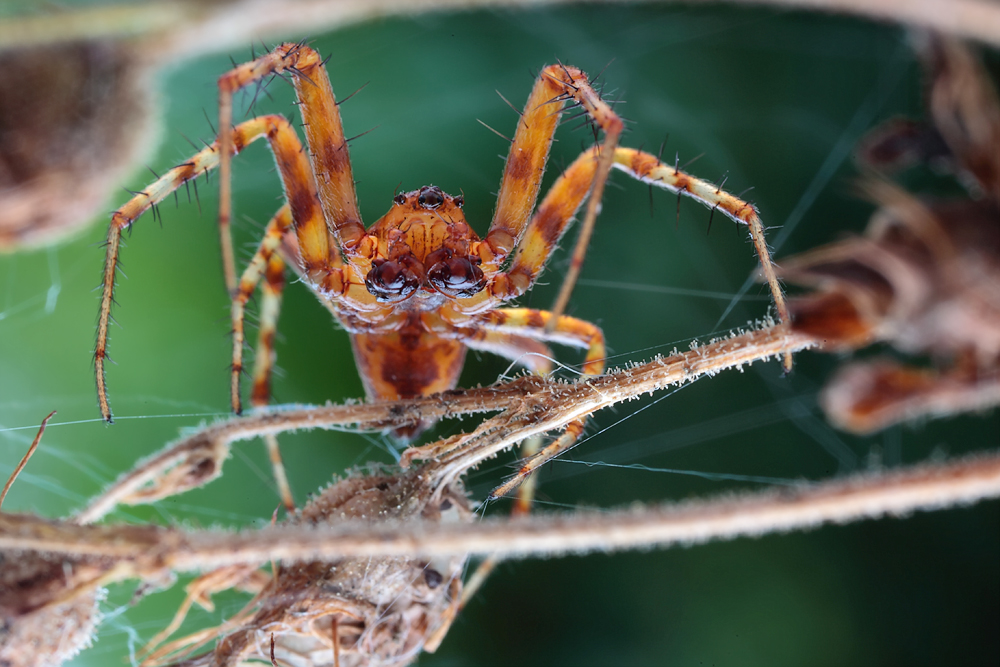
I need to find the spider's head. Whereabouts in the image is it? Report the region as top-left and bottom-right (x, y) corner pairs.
(366, 186), (486, 302)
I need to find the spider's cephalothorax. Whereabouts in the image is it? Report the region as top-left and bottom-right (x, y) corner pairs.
(349, 185), (486, 424)
(365, 185), (484, 305)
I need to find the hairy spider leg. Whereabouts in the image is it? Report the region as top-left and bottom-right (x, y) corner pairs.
(539, 69), (623, 328)
(458, 333), (554, 607)
(476, 308), (605, 499)
(480, 309), (605, 377)
(463, 331), (555, 508)
(217, 43), (366, 292)
(231, 206), (292, 413)
(255, 254), (290, 508)
(477, 144), (790, 365)
(468, 64), (622, 306)
(463, 331), (554, 376)
(97, 114), (334, 423)
(609, 146), (791, 370)
(229, 205), (296, 510)
(500, 147), (602, 294)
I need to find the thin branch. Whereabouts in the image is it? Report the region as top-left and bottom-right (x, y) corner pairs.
(77, 323), (816, 523)
(0, 411), (55, 510)
(4, 452), (998, 572)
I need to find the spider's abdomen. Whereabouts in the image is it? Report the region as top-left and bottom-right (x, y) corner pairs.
(349, 314), (466, 438)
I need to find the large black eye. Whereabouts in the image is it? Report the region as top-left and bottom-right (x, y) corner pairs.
(417, 186), (444, 210)
(365, 259), (419, 302)
(427, 255), (486, 298)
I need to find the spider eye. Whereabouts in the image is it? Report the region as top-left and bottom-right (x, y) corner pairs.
(427, 255), (486, 298)
(365, 259), (420, 302)
(453, 195), (464, 208)
(417, 186), (444, 209)
(393, 193), (406, 206)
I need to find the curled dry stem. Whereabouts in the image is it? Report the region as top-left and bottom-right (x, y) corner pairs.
(77, 321), (814, 524)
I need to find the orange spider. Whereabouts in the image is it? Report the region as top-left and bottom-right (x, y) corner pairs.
(95, 42), (786, 499)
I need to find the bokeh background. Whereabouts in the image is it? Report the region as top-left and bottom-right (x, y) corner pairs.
(1, 4), (998, 666)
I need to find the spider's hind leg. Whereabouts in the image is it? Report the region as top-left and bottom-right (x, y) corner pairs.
(459, 332), (553, 606)
(472, 308), (606, 499)
(230, 204), (295, 511)
(254, 251), (295, 513)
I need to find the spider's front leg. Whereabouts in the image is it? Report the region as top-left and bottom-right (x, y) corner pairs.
(96, 114), (340, 423)
(476, 63), (788, 367)
(217, 42), (368, 294)
(475, 64), (622, 302)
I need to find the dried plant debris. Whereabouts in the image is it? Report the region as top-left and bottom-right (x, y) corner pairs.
(0, 41), (157, 250)
(4, 323), (997, 666)
(1, 325), (817, 667)
(782, 35), (1000, 434)
(3, 439), (1000, 666)
(0, 467), (471, 667)
(147, 469), (471, 666)
(0, 552), (103, 667)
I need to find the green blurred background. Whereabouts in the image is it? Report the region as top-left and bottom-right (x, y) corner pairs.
(1, 4), (998, 666)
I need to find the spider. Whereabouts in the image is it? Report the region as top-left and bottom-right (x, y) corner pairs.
(94, 42), (786, 502)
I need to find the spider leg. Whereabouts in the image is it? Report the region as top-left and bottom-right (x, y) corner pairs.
(218, 42), (365, 280)
(479, 308), (605, 375)
(468, 308), (604, 499)
(256, 256), (295, 513)
(231, 206), (291, 414)
(484, 144), (790, 368)
(230, 205), (296, 511)
(464, 330), (554, 376)
(464, 330), (554, 509)
(459, 332), (552, 606)
(481, 64), (622, 281)
(487, 148), (601, 302)
(478, 64), (787, 362)
(609, 146), (791, 370)
(97, 115), (336, 423)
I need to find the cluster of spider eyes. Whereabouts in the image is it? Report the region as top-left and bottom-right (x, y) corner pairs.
(365, 249), (486, 302)
(366, 186), (484, 302)
(391, 188), (465, 209)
